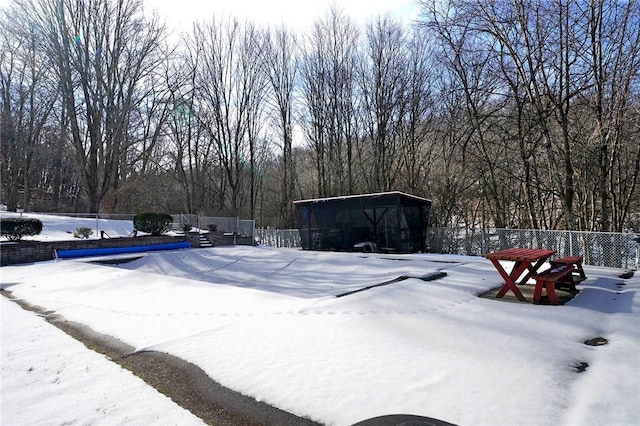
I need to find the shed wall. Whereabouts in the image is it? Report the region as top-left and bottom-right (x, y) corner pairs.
(295, 193), (430, 253)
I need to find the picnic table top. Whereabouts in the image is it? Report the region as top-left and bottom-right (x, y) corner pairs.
(482, 247), (556, 262)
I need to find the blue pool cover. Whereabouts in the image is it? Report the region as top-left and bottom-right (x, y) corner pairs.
(55, 241), (191, 259)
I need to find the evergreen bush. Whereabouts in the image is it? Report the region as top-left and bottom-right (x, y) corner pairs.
(180, 223), (192, 233)
(0, 218), (43, 241)
(73, 226), (93, 239)
(133, 212), (173, 236)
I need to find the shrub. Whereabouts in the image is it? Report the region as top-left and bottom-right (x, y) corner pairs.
(73, 226), (93, 239)
(208, 223), (218, 232)
(133, 212), (173, 236)
(180, 223), (192, 233)
(0, 218), (43, 241)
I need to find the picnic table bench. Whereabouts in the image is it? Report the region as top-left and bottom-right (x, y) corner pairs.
(532, 264), (575, 305)
(549, 256), (586, 292)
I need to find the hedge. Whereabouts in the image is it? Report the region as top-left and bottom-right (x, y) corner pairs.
(133, 212), (173, 236)
(0, 218), (43, 241)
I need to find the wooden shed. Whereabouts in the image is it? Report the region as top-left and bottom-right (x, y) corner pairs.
(294, 191), (431, 253)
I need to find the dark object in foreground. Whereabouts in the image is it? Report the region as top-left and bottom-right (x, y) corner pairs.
(573, 361), (589, 373)
(351, 414), (457, 426)
(584, 337), (608, 346)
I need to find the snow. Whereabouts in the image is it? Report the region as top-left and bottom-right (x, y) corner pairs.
(0, 297), (205, 426)
(0, 212), (136, 241)
(2, 214), (639, 425)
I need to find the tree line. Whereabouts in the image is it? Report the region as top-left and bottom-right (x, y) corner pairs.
(1, 0), (639, 232)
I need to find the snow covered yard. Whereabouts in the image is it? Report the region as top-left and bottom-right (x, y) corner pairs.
(0, 212), (136, 241)
(1, 214), (639, 425)
(0, 296), (205, 425)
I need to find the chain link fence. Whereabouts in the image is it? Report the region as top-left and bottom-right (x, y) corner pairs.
(27, 212), (255, 240)
(255, 229), (301, 248)
(426, 227), (639, 270)
(195, 216), (255, 238)
(33, 212), (136, 221)
(256, 227), (639, 269)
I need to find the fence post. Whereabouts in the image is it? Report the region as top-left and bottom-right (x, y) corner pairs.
(569, 231), (573, 256)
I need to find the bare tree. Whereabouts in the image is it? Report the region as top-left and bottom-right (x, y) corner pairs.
(583, 0), (640, 231)
(419, 0), (640, 231)
(0, 5), (57, 211)
(108, 48), (177, 212)
(300, 7), (359, 197)
(422, 0), (516, 228)
(20, 0), (166, 212)
(166, 42), (218, 214)
(358, 15), (408, 192)
(3, 0), (637, 232)
(264, 26), (298, 227)
(398, 30), (437, 198)
(190, 17), (268, 216)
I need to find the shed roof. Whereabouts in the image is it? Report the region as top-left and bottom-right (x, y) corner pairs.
(293, 191), (431, 205)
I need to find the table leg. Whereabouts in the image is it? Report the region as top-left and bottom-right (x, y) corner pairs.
(491, 259), (527, 302)
(546, 282), (558, 305)
(521, 258), (550, 283)
(533, 280), (544, 304)
(533, 280), (558, 305)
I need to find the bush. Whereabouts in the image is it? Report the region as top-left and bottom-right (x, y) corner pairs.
(0, 218), (43, 241)
(208, 223), (218, 232)
(73, 226), (93, 239)
(133, 212), (173, 236)
(180, 223), (192, 233)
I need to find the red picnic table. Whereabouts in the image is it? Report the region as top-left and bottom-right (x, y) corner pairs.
(483, 248), (557, 302)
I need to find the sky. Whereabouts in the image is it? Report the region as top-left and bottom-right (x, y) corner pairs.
(144, 0), (421, 33)
(2, 212), (639, 426)
(0, 0), (421, 31)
